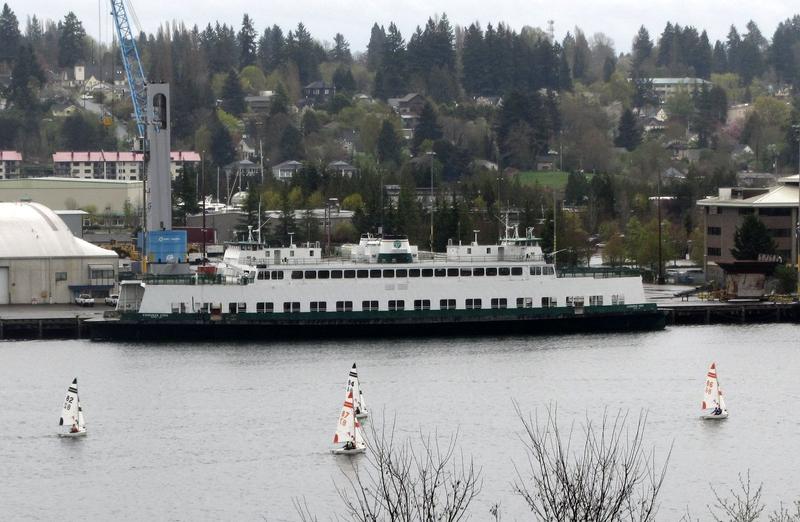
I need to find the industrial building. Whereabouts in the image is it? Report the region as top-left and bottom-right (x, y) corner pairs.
(52, 150), (201, 181)
(0, 177), (143, 216)
(0, 202), (118, 304)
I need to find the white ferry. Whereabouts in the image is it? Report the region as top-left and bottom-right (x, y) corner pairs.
(89, 227), (664, 340)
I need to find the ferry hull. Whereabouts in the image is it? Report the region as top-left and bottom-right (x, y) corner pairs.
(88, 306), (665, 341)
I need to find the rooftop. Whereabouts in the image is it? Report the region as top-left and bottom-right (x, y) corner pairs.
(52, 151), (201, 163)
(0, 151), (22, 161)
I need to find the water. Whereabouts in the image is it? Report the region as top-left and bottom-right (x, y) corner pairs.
(1, 324), (799, 520)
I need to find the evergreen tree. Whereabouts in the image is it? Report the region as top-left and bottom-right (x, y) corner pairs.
(57, 12), (86, 68)
(301, 110), (320, 136)
(366, 23), (385, 71)
(0, 3), (20, 64)
(615, 108), (641, 151)
(461, 23), (485, 96)
(739, 21), (765, 84)
(412, 101), (442, 153)
(656, 22), (675, 67)
(279, 125), (304, 160)
(731, 214), (776, 260)
(330, 33), (352, 63)
(8, 43), (44, 111)
(770, 16), (800, 88)
(270, 82), (289, 115)
(712, 40), (728, 73)
(726, 25), (741, 79)
(25, 14), (42, 44)
(692, 84), (714, 148)
(631, 25), (653, 73)
(557, 43), (573, 91)
(374, 23), (406, 99)
(572, 29), (590, 83)
(694, 31), (713, 79)
(377, 120), (402, 164)
(221, 69), (246, 116)
(602, 55), (616, 82)
(257, 25), (285, 72)
(332, 65), (356, 93)
(209, 112), (236, 167)
(237, 14), (257, 68)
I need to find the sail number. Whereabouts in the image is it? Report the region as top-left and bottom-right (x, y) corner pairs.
(64, 396), (74, 410)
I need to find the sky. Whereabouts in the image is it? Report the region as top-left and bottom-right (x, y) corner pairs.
(9, 0), (794, 53)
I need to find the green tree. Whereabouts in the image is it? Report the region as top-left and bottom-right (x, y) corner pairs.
(0, 3), (20, 64)
(332, 65), (356, 93)
(237, 14), (257, 67)
(330, 33), (352, 63)
(301, 110), (320, 136)
(209, 112), (236, 167)
(221, 70), (246, 116)
(631, 25), (653, 73)
(57, 12), (86, 68)
(279, 125), (304, 160)
(8, 43), (45, 112)
(270, 83), (290, 115)
(731, 214), (776, 260)
(615, 108), (641, 151)
(377, 120), (402, 165)
(412, 101), (442, 153)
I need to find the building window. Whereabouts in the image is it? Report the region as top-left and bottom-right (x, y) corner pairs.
(229, 302), (237, 313)
(388, 300), (405, 311)
(422, 269), (433, 277)
(542, 297), (557, 307)
(237, 302), (247, 313)
(611, 294), (625, 305)
(396, 269), (408, 277)
(491, 298), (507, 309)
(55, 272), (68, 282)
(256, 302), (274, 313)
(486, 268), (497, 276)
(284, 302), (300, 313)
(447, 268), (459, 277)
(760, 208), (791, 216)
(707, 247), (722, 256)
(439, 299), (456, 310)
(383, 269), (395, 278)
(304, 270), (317, 279)
(511, 267), (523, 276)
(414, 299), (431, 310)
(291, 271), (303, 280)
(318, 270), (330, 279)
(738, 208), (754, 215)
(566, 296), (585, 308)
(336, 301), (353, 312)
(768, 228), (791, 238)
(589, 295), (603, 306)
(310, 301), (327, 312)
(466, 298), (482, 310)
(362, 300), (379, 311)
(473, 267), (484, 276)
(707, 226), (721, 236)
(434, 268), (446, 277)
(460, 268), (472, 276)
(409, 269), (421, 277)
(542, 266), (555, 275)
(499, 267), (510, 276)
(331, 270), (343, 279)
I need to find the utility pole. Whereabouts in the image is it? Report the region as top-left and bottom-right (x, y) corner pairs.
(794, 125), (800, 297)
(426, 151), (436, 251)
(657, 168), (664, 285)
(201, 150), (206, 262)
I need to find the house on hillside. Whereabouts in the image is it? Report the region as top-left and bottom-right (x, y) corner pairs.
(662, 166), (686, 183)
(388, 93), (425, 115)
(303, 81), (335, 105)
(536, 153), (559, 171)
(272, 160), (303, 181)
(52, 103), (80, 118)
(327, 160), (357, 177)
(245, 91), (274, 114)
(238, 135), (257, 161)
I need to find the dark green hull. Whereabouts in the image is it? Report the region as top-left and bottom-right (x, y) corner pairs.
(88, 305), (666, 341)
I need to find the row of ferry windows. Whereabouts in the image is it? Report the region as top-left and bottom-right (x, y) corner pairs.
(184, 295), (625, 314)
(256, 266), (556, 281)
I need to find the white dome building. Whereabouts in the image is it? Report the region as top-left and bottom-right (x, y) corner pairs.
(0, 202), (118, 304)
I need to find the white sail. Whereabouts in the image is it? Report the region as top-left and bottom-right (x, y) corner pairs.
(702, 362), (720, 410)
(354, 417), (366, 450)
(347, 363), (362, 414)
(359, 389), (368, 414)
(77, 403), (86, 430)
(59, 378), (80, 427)
(333, 389), (356, 445)
(719, 390), (727, 412)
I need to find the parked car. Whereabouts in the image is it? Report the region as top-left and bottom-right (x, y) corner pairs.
(104, 293), (119, 307)
(75, 294), (95, 307)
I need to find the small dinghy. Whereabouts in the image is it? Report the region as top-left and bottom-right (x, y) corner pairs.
(331, 388), (366, 455)
(347, 363), (369, 420)
(59, 378), (87, 437)
(701, 362), (729, 420)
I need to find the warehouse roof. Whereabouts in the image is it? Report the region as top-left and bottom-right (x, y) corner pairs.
(0, 201), (117, 259)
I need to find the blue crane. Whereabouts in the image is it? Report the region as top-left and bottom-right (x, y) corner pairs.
(109, 0), (147, 142)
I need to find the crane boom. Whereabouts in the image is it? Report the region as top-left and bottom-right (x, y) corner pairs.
(110, 0), (147, 141)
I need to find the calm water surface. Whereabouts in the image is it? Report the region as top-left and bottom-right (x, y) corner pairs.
(1, 324), (799, 520)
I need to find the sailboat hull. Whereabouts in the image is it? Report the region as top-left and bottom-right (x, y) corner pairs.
(58, 430), (87, 438)
(331, 447), (366, 455)
(356, 412), (368, 420)
(701, 412), (729, 420)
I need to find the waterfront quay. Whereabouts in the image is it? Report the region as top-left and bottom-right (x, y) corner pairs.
(0, 305), (103, 340)
(0, 286), (797, 340)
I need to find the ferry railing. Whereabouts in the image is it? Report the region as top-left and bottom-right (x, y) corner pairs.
(557, 267), (643, 278)
(226, 253), (547, 266)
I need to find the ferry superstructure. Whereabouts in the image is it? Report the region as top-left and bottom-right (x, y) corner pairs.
(89, 228), (665, 340)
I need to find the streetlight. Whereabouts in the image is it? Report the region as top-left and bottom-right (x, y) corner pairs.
(426, 150), (436, 251)
(657, 167), (664, 285)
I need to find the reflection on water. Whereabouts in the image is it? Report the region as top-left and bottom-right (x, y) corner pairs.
(1, 324), (799, 519)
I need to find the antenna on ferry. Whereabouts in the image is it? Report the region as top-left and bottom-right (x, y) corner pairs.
(472, 230), (479, 246)
(247, 225), (254, 243)
(288, 231), (295, 248)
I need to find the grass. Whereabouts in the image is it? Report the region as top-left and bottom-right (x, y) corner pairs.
(516, 170), (594, 190)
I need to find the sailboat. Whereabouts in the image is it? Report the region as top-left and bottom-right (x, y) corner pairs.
(348, 363), (369, 420)
(701, 362), (729, 420)
(331, 388), (366, 455)
(58, 378), (87, 437)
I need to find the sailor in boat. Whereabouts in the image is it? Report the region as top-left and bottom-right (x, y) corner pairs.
(70, 422), (80, 434)
(343, 441), (356, 451)
(713, 405), (723, 416)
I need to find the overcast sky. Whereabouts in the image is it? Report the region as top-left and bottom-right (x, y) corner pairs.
(10, 0), (794, 53)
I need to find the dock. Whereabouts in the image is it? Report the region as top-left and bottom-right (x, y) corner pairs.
(0, 305), (104, 340)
